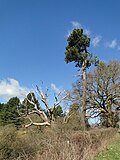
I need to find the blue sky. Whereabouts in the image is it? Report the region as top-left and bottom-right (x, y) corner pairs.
(0, 0), (120, 102)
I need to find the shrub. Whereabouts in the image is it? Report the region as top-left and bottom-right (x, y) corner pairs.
(0, 124), (17, 160)
(0, 125), (117, 160)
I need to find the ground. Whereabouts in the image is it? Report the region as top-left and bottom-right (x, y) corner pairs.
(95, 133), (120, 160)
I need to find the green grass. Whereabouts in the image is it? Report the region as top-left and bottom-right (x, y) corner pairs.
(95, 133), (120, 160)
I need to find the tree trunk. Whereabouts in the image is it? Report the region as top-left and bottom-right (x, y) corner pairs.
(82, 60), (87, 129)
(51, 112), (55, 122)
(107, 112), (115, 127)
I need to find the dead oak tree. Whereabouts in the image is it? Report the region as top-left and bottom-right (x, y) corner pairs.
(20, 86), (69, 128)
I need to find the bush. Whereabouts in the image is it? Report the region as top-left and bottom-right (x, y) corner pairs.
(0, 124), (17, 160)
(0, 125), (117, 160)
(0, 125), (39, 160)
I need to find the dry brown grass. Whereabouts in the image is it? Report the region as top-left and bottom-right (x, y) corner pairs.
(0, 125), (117, 160)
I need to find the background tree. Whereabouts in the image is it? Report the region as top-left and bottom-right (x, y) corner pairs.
(21, 92), (40, 114)
(0, 103), (4, 125)
(87, 60), (120, 127)
(0, 97), (22, 127)
(65, 28), (98, 128)
(53, 105), (63, 118)
(66, 80), (91, 128)
(20, 86), (68, 128)
(0, 103), (2, 110)
(63, 103), (85, 131)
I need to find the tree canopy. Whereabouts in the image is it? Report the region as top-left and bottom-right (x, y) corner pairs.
(65, 28), (98, 68)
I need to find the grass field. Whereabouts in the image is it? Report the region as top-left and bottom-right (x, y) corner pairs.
(95, 133), (120, 160)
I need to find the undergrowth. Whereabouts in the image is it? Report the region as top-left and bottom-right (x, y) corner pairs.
(0, 125), (117, 160)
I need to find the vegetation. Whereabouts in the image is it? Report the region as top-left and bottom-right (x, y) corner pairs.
(0, 125), (117, 160)
(65, 28), (99, 127)
(0, 97), (22, 127)
(96, 133), (120, 160)
(87, 60), (120, 127)
(0, 27), (119, 159)
(67, 60), (120, 128)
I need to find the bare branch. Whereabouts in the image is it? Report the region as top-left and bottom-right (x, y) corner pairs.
(25, 121), (50, 128)
(51, 93), (69, 112)
(20, 85), (69, 128)
(36, 88), (51, 115)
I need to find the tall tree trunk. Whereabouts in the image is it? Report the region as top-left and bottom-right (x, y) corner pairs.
(82, 60), (87, 129)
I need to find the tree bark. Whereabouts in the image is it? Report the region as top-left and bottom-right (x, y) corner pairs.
(82, 60), (87, 129)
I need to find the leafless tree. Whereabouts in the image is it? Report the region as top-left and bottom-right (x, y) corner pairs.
(19, 86), (69, 128)
(87, 60), (120, 127)
(66, 60), (120, 127)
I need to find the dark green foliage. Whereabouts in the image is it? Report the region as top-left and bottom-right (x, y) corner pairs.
(0, 103), (3, 111)
(65, 28), (98, 68)
(21, 92), (40, 114)
(22, 92), (39, 109)
(0, 97), (22, 127)
(53, 105), (63, 118)
(0, 103), (5, 124)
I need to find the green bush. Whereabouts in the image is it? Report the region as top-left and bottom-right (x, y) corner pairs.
(0, 125), (38, 160)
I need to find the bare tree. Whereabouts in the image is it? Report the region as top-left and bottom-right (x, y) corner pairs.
(87, 60), (120, 127)
(20, 86), (69, 128)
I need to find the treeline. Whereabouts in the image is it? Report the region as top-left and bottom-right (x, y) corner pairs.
(0, 96), (64, 128)
(0, 97), (22, 127)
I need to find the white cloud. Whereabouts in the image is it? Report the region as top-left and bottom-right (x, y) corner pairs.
(66, 21), (91, 37)
(71, 21), (82, 29)
(91, 35), (102, 47)
(84, 29), (91, 36)
(71, 21), (91, 36)
(51, 83), (61, 94)
(66, 30), (72, 38)
(106, 39), (117, 49)
(0, 78), (30, 101)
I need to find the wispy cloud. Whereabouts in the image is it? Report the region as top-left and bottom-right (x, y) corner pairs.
(66, 21), (91, 37)
(84, 29), (91, 36)
(0, 78), (30, 101)
(71, 21), (82, 29)
(91, 35), (102, 47)
(71, 21), (91, 36)
(51, 83), (61, 94)
(106, 39), (117, 49)
(67, 21), (120, 51)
